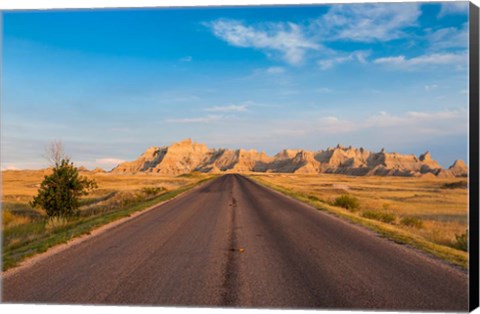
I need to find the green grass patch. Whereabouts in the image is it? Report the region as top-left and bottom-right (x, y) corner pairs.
(248, 175), (468, 269)
(78, 191), (117, 207)
(362, 210), (397, 224)
(2, 175), (217, 271)
(141, 186), (166, 196)
(454, 230), (468, 252)
(333, 194), (360, 211)
(2, 202), (42, 218)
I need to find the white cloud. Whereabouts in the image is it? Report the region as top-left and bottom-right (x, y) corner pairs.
(424, 84), (438, 92)
(180, 56), (192, 62)
(438, 2), (469, 17)
(427, 23), (468, 50)
(411, 109), (461, 120)
(317, 50), (370, 70)
(374, 56), (406, 64)
(205, 104), (248, 112)
(355, 109), (467, 141)
(316, 116), (358, 134)
(252, 66), (286, 76)
(324, 116), (338, 122)
(205, 3), (430, 68)
(266, 66), (285, 74)
(96, 158), (126, 165)
(284, 108), (466, 139)
(364, 109), (466, 132)
(166, 115), (223, 123)
(373, 51), (467, 69)
(313, 3), (421, 42)
(206, 19), (320, 65)
(318, 56), (349, 70)
(1, 165), (19, 171)
(205, 3), (465, 70)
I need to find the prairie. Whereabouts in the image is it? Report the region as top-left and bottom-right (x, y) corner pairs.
(1, 170), (469, 270)
(1, 169), (216, 270)
(249, 173), (469, 268)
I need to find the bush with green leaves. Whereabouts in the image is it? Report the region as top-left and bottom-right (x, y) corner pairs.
(30, 158), (97, 217)
(454, 229), (468, 251)
(333, 194), (360, 211)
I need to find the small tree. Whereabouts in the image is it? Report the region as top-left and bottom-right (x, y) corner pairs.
(44, 140), (66, 166)
(30, 142), (97, 217)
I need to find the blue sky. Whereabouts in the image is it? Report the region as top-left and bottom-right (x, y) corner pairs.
(1, 1), (470, 170)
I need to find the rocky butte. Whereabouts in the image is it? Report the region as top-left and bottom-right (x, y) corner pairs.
(111, 139), (468, 177)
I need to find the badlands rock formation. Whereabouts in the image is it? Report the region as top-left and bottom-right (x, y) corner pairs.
(111, 139), (468, 177)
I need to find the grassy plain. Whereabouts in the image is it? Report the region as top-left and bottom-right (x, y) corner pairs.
(249, 173), (469, 268)
(2, 170), (469, 270)
(1, 169), (216, 270)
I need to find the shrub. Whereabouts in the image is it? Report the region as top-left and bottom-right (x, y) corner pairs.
(362, 210), (396, 224)
(141, 186), (165, 196)
(30, 158), (97, 217)
(454, 230), (468, 251)
(333, 194), (360, 211)
(400, 216), (424, 229)
(45, 216), (68, 232)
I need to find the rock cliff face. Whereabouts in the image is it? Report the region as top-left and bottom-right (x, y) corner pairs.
(111, 139), (467, 177)
(448, 160), (468, 177)
(112, 146), (168, 173)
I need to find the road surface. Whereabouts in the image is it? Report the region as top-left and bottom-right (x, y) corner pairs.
(2, 174), (468, 310)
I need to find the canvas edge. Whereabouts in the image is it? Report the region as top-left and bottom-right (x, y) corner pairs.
(469, 1), (480, 312)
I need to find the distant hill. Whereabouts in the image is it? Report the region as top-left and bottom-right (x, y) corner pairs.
(111, 139), (468, 177)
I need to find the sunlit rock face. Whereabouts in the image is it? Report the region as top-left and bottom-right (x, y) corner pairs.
(111, 139), (467, 177)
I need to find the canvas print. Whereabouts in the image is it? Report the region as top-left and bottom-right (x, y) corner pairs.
(1, 0), (477, 311)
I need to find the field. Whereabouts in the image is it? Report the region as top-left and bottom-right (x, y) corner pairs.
(249, 173), (469, 268)
(1, 169), (216, 270)
(1, 170), (469, 270)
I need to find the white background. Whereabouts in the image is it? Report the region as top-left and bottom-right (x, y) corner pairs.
(1, 0), (480, 10)
(0, 0), (479, 314)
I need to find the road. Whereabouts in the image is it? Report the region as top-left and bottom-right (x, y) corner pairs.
(2, 174), (468, 310)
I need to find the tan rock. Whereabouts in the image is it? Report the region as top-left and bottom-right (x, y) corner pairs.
(447, 160), (468, 177)
(112, 146), (167, 173)
(110, 139), (465, 177)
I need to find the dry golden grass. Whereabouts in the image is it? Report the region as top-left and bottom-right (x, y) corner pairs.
(1, 169), (209, 231)
(2, 170), (468, 268)
(2, 210), (31, 228)
(249, 173), (468, 267)
(1, 169), (215, 270)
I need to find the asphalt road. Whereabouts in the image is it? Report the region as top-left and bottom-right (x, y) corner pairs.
(2, 174), (468, 310)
